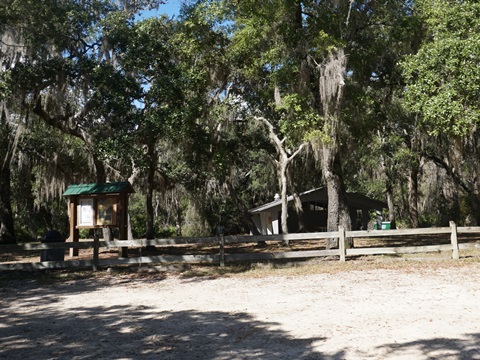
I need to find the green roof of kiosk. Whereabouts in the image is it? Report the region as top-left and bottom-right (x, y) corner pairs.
(63, 182), (134, 196)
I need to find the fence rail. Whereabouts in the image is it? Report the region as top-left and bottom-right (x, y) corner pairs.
(1, 221), (480, 271)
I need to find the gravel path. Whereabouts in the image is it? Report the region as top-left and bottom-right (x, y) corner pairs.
(1, 264), (480, 359)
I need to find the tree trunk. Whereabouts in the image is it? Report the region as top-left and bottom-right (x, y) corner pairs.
(408, 167), (419, 228)
(287, 166), (305, 232)
(424, 152), (479, 224)
(385, 176), (396, 229)
(292, 192), (305, 231)
(317, 49), (350, 249)
(255, 116), (306, 245)
(0, 161), (15, 244)
(145, 142), (156, 247)
(226, 182), (260, 236)
(127, 213), (134, 240)
(127, 167), (140, 240)
(471, 176), (480, 226)
(0, 110), (15, 244)
(93, 156), (106, 184)
(280, 161), (289, 236)
(322, 147), (351, 249)
(176, 205), (182, 237)
(93, 156), (113, 241)
(146, 180), (155, 239)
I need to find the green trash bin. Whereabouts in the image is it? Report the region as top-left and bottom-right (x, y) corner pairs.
(381, 222), (391, 230)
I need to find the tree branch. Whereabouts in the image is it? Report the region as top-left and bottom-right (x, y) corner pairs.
(33, 95), (91, 144)
(423, 152), (471, 194)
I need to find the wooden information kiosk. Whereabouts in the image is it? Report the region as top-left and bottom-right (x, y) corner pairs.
(63, 182), (134, 257)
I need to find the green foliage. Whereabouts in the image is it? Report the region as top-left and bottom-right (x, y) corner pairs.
(5, 0), (480, 241)
(128, 193), (181, 238)
(277, 94), (322, 145)
(128, 193), (150, 238)
(183, 203), (211, 237)
(0, 71), (12, 101)
(157, 226), (177, 238)
(402, 0), (480, 136)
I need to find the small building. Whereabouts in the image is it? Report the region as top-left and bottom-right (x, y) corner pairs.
(249, 187), (387, 235)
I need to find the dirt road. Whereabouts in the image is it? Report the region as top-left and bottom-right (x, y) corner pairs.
(1, 264), (479, 359)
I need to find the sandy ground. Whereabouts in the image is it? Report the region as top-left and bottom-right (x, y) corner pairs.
(1, 264), (480, 360)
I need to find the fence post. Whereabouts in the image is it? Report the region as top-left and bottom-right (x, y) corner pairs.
(93, 234), (99, 271)
(219, 233), (225, 267)
(217, 225), (225, 267)
(450, 221), (459, 260)
(339, 226), (346, 262)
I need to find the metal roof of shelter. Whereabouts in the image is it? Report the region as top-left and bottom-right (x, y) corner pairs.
(63, 182), (134, 196)
(249, 187), (386, 213)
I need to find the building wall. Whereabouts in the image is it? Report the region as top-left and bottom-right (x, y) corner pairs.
(254, 207), (374, 234)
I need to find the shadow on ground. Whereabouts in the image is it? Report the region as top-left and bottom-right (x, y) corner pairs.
(0, 277), (340, 360)
(378, 334), (480, 359)
(1, 273), (479, 359)
(0, 307), (334, 359)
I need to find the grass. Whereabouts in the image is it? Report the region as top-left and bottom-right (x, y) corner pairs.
(179, 249), (480, 279)
(1, 252), (479, 287)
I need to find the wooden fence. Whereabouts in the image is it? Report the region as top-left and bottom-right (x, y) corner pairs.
(1, 221), (480, 271)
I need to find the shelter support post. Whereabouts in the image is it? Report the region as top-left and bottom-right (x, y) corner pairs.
(118, 191), (129, 258)
(69, 198), (79, 257)
(93, 233), (99, 271)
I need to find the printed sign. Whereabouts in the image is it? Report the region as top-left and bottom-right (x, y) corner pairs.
(78, 198), (94, 226)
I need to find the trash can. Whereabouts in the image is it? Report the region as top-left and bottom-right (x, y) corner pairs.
(381, 222), (391, 230)
(374, 221), (391, 230)
(40, 230), (66, 262)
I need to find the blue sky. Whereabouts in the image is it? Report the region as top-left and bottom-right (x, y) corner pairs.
(161, 1), (182, 17)
(140, 1), (182, 19)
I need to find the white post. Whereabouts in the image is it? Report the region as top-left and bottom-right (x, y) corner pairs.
(339, 226), (346, 262)
(450, 221), (459, 260)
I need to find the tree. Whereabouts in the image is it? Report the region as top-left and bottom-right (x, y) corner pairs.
(342, 1), (424, 229)
(402, 0), (480, 224)
(255, 116), (306, 236)
(0, 0), (162, 242)
(106, 15), (183, 240)
(225, 0), (416, 246)
(167, 2), (268, 236)
(223, 0), (322, 238)
(4, 0), (473, 242)
(0, 106), (15, 243)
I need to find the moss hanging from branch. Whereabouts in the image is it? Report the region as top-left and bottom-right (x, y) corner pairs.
(319, 48), (346, 120)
